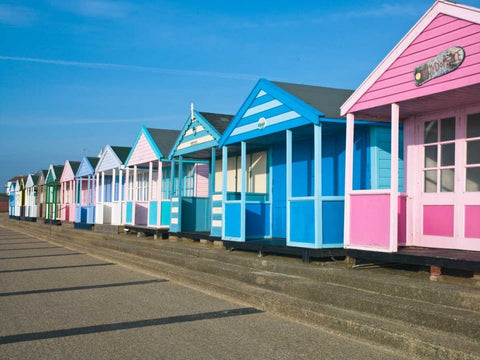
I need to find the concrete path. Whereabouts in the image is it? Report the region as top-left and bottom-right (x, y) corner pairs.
(0, 228), (408, 360)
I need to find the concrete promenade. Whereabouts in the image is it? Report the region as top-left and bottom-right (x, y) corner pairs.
(1, 215), (479, 359)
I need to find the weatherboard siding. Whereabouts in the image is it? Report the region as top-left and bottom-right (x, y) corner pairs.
(194, 163), (209, 197)
(128, 133), (158, 165)
(97, 149), (121, 172)
(351, 14), (480, 113)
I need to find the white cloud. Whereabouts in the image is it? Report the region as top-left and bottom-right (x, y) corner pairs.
(0, 4), (36, 26)
(0, 55), (260, 81)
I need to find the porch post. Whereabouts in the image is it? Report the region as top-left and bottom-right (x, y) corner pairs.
(101, 171), (105, 203)
(157, 160), (162, 226)
(286, 130), (292, 244)
(210, 147), (216, 232)
(125, 167), (130, 201)
(241, 141), (247, 242)
(390, 103), (399, 252)
(314, 124), (323, 247)
(118, 169), (123, 202)
(170, 160), (174, 201)
(178, 155), (183, 230)
(344, 113), (355, 248)
(222, 146), (228, 239)
(133, 165), (137, 223)
(148, 161), (153, 201)
(112, 168), (116, 202)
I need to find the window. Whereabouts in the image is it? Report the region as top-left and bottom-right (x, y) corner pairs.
(466, 112), (480, 192)
(136, 170), (149, 201)
(423, 117), (456, 193)
(183, 164), (195, 197)
(162, 167), (171, 199)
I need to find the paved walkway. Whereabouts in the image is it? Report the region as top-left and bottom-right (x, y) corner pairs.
(0, 228), (408, 359)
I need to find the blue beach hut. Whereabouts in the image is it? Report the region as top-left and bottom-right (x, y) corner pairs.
(168, 107), (233, 237)
(218, 79), (402, 260)
(75, 156), (99, 229)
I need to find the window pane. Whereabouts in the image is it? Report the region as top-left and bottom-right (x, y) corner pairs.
(424, 120), (438, 143)
(424, 145), (437, 168)
(467, 113), (480, 138)
(440, 169), (454, 192)
(440, 117), (455, 141)
(424, 170), (437, 192)
(467, 140), (480, 165)
(441, 143), (455, 166)
(466, 167), (480, 192)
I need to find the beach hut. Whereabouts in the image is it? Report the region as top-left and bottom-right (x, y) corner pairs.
(340, 1), (480, 272)
(7, 176), (20, 219)
(59, 160), (80, 222)
(36, 170), (48, 221)
(45, 165), (64, 223)
(168, 107), (233, 238)
(25, 173), (39, 221)
(218, 79), (401, 260)
(124, 127), (180, 235)
(74, 156), (99, 229)
(94, 145), (131, 232)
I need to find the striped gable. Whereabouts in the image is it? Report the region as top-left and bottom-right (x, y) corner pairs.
(170, 111), (232, 157)
(60, 160), (80, 182)
(76, 157), (97, 178)
(219, 79), (324, 146)
(96, 145), (130, 172)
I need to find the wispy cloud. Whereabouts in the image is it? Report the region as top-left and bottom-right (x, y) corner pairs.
(329, 3), (420, 21)
(0, 55), (259, 81)
(0, 4), (36, 26)
(48, 0), (133, 19)
(1, 116), (162, 126)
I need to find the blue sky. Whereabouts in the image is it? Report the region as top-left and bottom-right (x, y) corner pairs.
(1, 0), (480, 190)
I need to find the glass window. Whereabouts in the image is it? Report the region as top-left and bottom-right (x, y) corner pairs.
(424, 120), (438, 143)
(467, 113), (480, 138)
(441, 143), (455, 166)
(424, 146), (437, 168)
(424, 170), (437, 192)
(440, 169), (455, 192)
(466, 168), (480, 192)
(467, 140), (480, 165)
(440, 117), (456, 141)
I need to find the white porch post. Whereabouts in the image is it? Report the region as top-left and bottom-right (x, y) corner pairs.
(390, 103), (399, 252)
(125, 167), (130, 201)
(148, 161), (153, 201)
(118, 169), (123, 202)
(178, 155), (183, 230)
(112, 168), (116, 202)
(240, 141), (246, 242)
(133, 165), (137, 223)
(157, 160), (162, 226)
(314, 124), (323, 247)
(286, 130), (292, 244)
(222, 146), (228, 239)
(344, 113), (355, 248)
(101, 171), (105, 203)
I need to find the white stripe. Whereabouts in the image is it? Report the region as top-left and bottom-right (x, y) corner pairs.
(212, 207), (222, 214)
(231, 110), (301, 136)
(212, 220), (222, 227)
(171, 218), (178, 224)
(177, 134), (214, 150)
(243, 99), (282, 118)
(171, 207), (178, 214)
(256, 90), (267, 98)
(212, 194), (222, 201)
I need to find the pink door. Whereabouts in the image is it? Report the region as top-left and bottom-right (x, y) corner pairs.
(414, 107), (480, 251)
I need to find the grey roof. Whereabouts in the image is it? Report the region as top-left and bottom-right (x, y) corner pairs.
(111, 146), (132, 163)
(68, 161), (81, 174)
(272, 81), (354, 119)
(199, 112), (233, 135)
(30, 175), (39, 184)
(52, 165), (65, 179)
(147, 128), (181, 158)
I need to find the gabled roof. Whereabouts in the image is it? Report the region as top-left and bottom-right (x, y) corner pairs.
(169, 110), (233, 158)
(199, 112), (233, 134)
(46, 165), (64, 183)
(111, 146), (131, 163)
(125, 126), (180, 165)
(147, 128), (180, 157)
(219, 78), (354, 146)
(341, 0), (480, 116)
(272, 81), (353, 119)
(76, 156), (99, 177)
(69, 161), (81, 174)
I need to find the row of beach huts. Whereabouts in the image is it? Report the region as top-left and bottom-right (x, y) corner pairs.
(5, 1), (480, 276)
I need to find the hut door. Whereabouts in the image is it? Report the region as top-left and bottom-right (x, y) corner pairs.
(415, 110), (480, 251)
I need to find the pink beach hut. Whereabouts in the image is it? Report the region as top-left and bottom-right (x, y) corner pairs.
(59, 160), (80, 222)
(341, 1), (480, 268)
